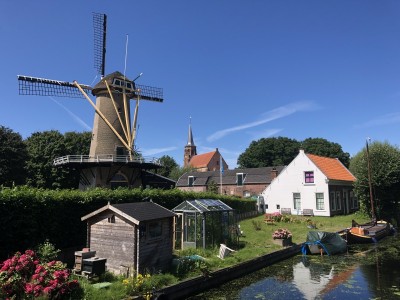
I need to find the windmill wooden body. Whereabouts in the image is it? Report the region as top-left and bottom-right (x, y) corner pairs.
(17, 13), (167, 190)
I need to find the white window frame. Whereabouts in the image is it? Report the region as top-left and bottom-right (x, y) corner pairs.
(188, 176), (195, 187)
(236, 173), (244, 186)
(316, 193), (324, 210)
(293, 193), (301, 210)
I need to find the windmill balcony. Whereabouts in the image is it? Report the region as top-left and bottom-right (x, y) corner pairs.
(53, 155), (161, 166)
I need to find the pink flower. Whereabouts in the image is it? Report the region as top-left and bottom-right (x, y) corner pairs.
(43, 286), (54, 294)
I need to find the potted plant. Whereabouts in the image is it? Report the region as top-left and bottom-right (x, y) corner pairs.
(272, 228), (292, 247)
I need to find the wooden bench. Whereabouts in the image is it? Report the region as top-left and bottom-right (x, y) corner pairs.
(280, 208), (291, 215)
(264, 213), (275, 225)
(302, 209), (314, 216)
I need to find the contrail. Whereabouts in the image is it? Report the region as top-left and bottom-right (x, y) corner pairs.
(49, 97), (92, 131)
(207, 101), (318, 142)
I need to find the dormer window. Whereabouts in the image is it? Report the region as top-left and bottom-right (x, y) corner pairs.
(112, 78), (135, 92)
(236, 173), (244, 186)
(304, 171), (314, 184)
(188, 176), (195, 187)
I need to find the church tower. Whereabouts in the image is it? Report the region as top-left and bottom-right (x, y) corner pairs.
(184, 119), (197, 167)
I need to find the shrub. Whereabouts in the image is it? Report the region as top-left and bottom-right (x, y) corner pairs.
(0, 249), (81, 299)
(251, 220), (262, 231)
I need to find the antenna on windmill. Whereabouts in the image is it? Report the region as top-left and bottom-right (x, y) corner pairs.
(124, 34), (129, 79)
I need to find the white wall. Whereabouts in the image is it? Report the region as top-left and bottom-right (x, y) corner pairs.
(261, 150), (331, 216)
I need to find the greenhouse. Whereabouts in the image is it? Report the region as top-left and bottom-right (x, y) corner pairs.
(172, 199), (237, 250)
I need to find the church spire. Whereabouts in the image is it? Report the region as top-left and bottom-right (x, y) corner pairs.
(187, 117), (195, 146)
(184, 117), (197, 167)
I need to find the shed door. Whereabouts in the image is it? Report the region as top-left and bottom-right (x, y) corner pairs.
(183, 213), (196, 249)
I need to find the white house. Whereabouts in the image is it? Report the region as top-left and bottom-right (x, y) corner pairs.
(261, 150), (357, 217)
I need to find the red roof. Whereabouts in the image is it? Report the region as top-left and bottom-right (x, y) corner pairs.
(189, 151), (216, 168)
(306, 153), (356, 182)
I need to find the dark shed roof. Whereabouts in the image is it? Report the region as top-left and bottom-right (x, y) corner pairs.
(81, 202), (176, 225)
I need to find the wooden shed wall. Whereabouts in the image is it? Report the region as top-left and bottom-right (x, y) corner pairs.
(138, 218), (173, 273)
(88, 212), (136, 275)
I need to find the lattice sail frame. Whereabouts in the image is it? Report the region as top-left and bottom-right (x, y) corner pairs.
(17, 75), (92, 98)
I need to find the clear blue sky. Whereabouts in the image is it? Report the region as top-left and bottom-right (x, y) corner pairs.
(1, 1), (400, 168)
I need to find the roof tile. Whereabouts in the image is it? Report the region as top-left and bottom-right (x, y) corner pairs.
(306, 153), (355, 182)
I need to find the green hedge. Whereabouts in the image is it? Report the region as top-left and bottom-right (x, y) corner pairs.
(0, 187), (255, 259)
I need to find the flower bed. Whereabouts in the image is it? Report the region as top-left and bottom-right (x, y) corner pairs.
(0, 249), (80, 299)
(272, 228), (292, 240)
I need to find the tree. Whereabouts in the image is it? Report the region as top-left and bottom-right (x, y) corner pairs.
(0, 126), (28, 186)
(158, 155), (179, 178)
(25, 131), (91, 189)
(237, 137), (300, 168)
(237, 136), (351, 168)
(349, 141), (400, 222)
(169, 165), (196, 181)
(207, 180), (219, 194)
(301, 137), (350, 167)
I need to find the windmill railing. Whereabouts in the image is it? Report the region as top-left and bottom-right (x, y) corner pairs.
(53, 155), (161, 166)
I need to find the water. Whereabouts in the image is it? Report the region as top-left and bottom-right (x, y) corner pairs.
(189, 235), (400, 299)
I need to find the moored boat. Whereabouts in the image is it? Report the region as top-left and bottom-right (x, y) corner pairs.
(341, 219), (391, 244)
(302, 231), (347, 256)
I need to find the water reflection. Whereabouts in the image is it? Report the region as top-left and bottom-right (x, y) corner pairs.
(190, 236), (400, 299)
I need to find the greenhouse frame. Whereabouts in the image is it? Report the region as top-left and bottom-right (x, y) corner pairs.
(172, 199), (237, 250)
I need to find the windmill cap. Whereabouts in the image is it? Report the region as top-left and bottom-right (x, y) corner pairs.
(92, 71), (135, 96)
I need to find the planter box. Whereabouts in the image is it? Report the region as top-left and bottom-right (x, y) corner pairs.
(272, 237), (292, 247)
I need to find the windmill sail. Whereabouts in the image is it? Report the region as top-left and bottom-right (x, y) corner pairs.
(17, 75), (92, 98)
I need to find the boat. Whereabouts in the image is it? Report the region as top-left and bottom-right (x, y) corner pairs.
(340, 219), (391, 244)
(302, 231), (347, 256)
(339, 140), (392, 244)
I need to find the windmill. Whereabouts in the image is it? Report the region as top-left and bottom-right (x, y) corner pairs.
(17, 13), (166, 190)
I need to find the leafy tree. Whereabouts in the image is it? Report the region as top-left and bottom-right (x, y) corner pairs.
(349, 141), (400, 222)
(25, 131), (91, 189)
(237, 137), (300, 168)
(207, 180), (219, 194)
(238, 136), (351, 168)
(301, 137), (350, 167)
(169, 165), (196, 181)
(0, 126), (28, 186)
(25, 130), (66, 189)
(158, 155), (179, 178)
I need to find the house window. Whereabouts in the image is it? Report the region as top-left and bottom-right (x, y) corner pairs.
(304, 171), (314, 184)
(236, 173), (244, 186)
(108, 215), (115, 223)
(293, 193), (301, 210)
(330, 191), (336, 211)
(148, 221), (162, 239)
(276, 204), (280, 210)
(336, 191), (341, 210)
(188, 176), (195, 187)
(316, 193), (324, 210)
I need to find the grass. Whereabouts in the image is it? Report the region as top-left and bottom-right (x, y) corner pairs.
(76, 211), (371, 299)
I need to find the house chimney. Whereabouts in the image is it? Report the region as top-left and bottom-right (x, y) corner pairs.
(271, 167), (278, 180)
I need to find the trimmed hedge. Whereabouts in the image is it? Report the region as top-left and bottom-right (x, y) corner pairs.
(0, 187), (255, 259)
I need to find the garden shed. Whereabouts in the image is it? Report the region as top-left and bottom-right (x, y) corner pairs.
(81, 201), (176, 275)
(172, 199), (236, 250)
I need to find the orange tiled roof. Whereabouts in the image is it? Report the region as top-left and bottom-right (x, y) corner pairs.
(306, 153), (356, 182)
(189, 151), (216, 168)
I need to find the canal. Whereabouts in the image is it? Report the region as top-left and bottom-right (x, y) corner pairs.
(188, 234), (400, 299)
